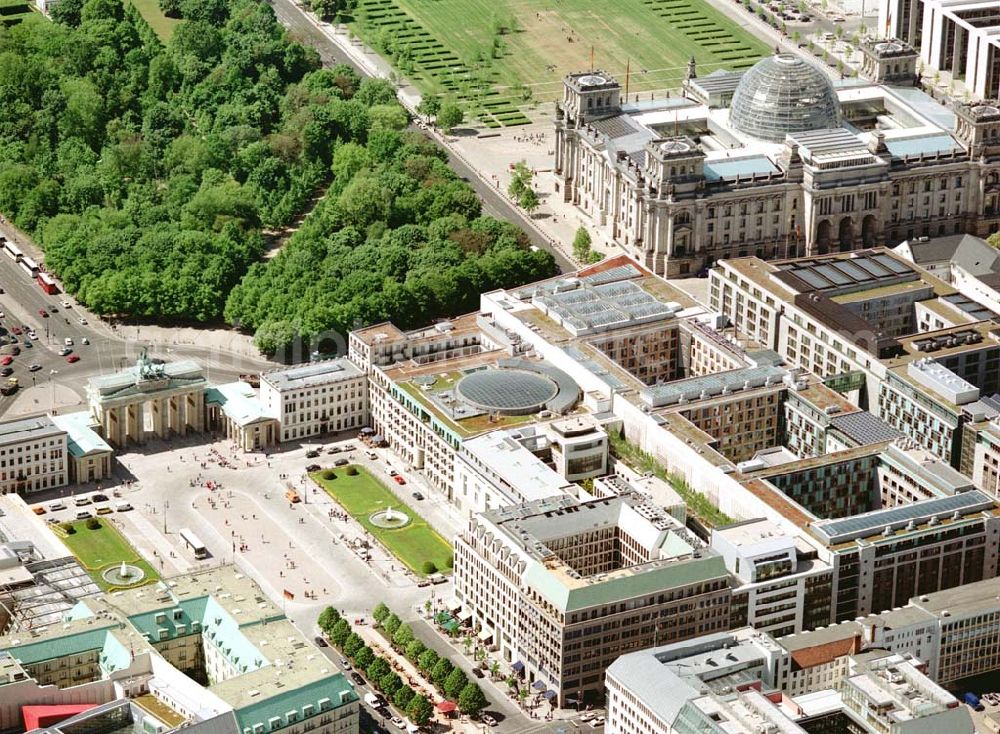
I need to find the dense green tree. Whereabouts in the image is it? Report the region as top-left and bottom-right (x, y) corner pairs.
(382, 613), (401, 637)
(379, 671), (402, 696)
(457, 682), (488, 716)
(431, 658), (454, 688)
(437, 101), (463, 132)
(407, 694), (433, 726)
(367, 657), (391, 682)
(329, 618), (352, 647)
(444, 667), (468, 699)
(372, 602), (391, 624)
(417, 649), (439, 674)
(392, 623), (415, 649)
(317, 606), (340, 633)
(405, 639), (426, 661)
(393, 684), (415, 710)
(353, 645), (375, 670)
(343, 632), (364, 657)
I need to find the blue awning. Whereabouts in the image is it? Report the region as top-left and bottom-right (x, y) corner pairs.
(543, 690), (558, 700)
(532, 680), (546, 691)
(511, 661), (525, 673)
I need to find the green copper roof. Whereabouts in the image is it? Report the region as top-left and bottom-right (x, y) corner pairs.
(234, 674), (358, 733)
(6, 624), (116, 665)
(524, 554), (727, 613)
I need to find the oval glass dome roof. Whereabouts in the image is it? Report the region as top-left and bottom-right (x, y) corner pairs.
(729, 54), (841, 142)
(456, 369), (558, 415)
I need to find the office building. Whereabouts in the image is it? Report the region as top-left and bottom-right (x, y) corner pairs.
(453, 493), (731, 707)
(605, 628), (972, 734)
(879, 0), (1000, 99)
(0, 414), (67, 494)
(260, 359), (368, 443)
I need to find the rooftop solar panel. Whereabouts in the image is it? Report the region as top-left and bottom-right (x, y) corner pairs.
(853, 258), (891, 278)
(580, 263), (642, 286)
(813, 264), (852, 286)
(830, 260), (869, 282)
(812, 490), (994, 544)
(874, 254), (911, 274)
(794, 269), (834, 290)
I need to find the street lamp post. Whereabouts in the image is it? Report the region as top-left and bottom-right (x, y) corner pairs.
(48, 369), (58, 411)
(163, 500), (169, 534)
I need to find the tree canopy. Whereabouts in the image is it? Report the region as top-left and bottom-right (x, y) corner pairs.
(225, 129), (556, 355)
(0, 0), (555, 347)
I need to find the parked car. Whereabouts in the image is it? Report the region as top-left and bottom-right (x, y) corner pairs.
(32, 505), (46, 515)
(82, 337), (89, 345)
(79, 318), (88, 325)
(75, 510), (93, 520)
(48, 501), (66, 511)
(74, 496), (91, 506)
(385, 467), (398, 476)
(96, 507), (113, 515)
(327, 446), (342, 454)
(58, 347), (72, 356)
(60, 300), (72, 308)
(29, 364), (41, 372)
(411, 492), (424, 501)
(115, 503), (133, 512)
(22, 340), (31, 348)
(1, 356), (12, 366)
(481, 714), (497, 727)
(313, 636), (328, 647)
(350, 672), (366, 687)
(340, 658), (352, 670)
(592, 716), (605, 727)
(305, 449), (320, 458)
(64, 337), (73, 346)
(305, 463), (321, 472)
(394, 475), (405, 485)
(0, 367), (12, 377)
(38, 309), (48, 318)
(390, 718), (406, 729)
(66, 354), (80, 363)
(92, 493), (108, 502)
(335, 458), (349, 467)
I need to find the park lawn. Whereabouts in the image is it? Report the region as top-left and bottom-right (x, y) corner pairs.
(312, 466), (452, 576)
(127, 0), (181, 41)
(56, 519), (159, 590)
(352, 0), (769, 119)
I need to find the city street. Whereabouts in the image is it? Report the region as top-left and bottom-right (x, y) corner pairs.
(0, 232), (275, 418)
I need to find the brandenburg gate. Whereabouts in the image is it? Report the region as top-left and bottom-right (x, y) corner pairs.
(87, 350), (207, 446)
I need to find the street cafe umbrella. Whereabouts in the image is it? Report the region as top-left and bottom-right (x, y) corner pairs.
(435, 701), (457, 713)
(532, 680), (546, 691)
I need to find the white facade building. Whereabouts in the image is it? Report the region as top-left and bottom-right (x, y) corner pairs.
(0, 414), (67, 494)
(260, 359), (368, 443)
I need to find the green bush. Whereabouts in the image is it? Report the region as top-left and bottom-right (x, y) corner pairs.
(85, 518), (101, 530)
(321, 469), (336, 480)
(61, 522), (75, 535)
(345, 465), (359, 476)
(444, 553), (454, 569)
(421, 560), (437, 575)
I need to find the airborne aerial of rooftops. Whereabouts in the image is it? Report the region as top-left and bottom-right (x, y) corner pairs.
(0, 0), (999, 732)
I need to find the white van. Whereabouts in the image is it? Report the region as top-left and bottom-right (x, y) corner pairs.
(64, 337), (73, 346)
(48, 500), (66, 511)
(363, 692), (382, 708)
(115, 502), (133, 512)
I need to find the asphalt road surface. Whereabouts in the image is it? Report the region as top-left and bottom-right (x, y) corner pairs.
(0, 243), (272, 417)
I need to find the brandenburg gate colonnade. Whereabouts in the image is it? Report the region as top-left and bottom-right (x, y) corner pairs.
(87, 353), (207, 447)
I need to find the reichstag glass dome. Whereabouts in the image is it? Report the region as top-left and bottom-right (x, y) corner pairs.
(728, 54), (841, 143)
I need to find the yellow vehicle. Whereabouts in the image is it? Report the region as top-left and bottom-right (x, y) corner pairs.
(285, 488), (301, 503)
(96, 506), (113, 515)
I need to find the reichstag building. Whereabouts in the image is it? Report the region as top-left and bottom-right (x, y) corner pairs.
(554, 42), (1000, 277)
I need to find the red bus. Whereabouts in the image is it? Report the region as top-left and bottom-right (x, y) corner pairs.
(37, 272), (58, 295)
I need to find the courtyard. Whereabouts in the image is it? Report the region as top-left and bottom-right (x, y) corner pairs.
(312, 465), (453, 576)
(56, 518), (159, 591)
